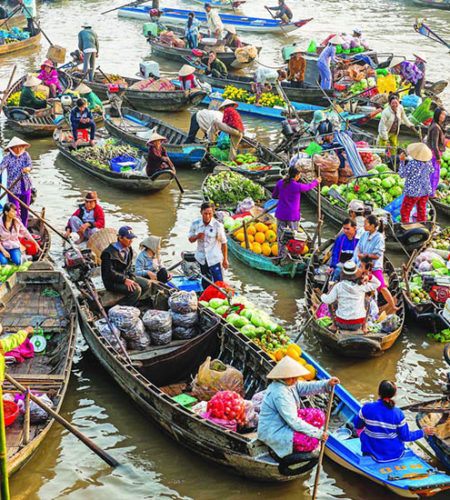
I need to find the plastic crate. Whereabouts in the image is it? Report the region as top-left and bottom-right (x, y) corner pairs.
(172, 394), (198, 407)
(110, 155), (137, 173)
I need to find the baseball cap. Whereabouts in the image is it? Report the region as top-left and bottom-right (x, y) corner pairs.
(118, 226), (137, 239)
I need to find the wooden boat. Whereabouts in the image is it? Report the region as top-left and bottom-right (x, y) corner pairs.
(54, 128), (175, 193)
(412, 0), (450, 10)
(74, 279), (320, 481)
(104, 105), (207, 166)
(305, 238), (405, 357)
(27, 213), (51, 262)
(431, 198), (450, 219)
(0, 30), (41, 56)
(70, 70), (207, 112)
(118, 6), (313, 34)
(0, 264), (77, 475)
(147, 26), (260, 70)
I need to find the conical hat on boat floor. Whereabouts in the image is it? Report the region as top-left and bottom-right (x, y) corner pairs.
(87, 228), (118, 265)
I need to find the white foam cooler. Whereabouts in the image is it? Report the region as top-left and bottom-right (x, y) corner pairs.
(140, 61), (160, 78)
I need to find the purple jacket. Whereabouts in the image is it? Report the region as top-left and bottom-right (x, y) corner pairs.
(272, 179), (319, 221)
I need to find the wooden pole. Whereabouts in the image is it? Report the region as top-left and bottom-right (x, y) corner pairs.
(0, 65), (17, 116)
(23, 389), (30, 445)
(17, 0), (54, 47)
(312, 385), (335, 500)
(0, 384), (10, 500)
(5, 374), (120, 468)
(242, 220), (250, 249)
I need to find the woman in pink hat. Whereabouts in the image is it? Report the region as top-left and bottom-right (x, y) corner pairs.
(37, 60), (62, 98)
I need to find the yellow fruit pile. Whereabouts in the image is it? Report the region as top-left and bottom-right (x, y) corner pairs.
(232, 220), (279, 257)
(7, 91), (47, 106)
(273, 344), (316, 380)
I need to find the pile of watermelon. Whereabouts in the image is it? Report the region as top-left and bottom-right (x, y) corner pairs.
(207, 390), (246, 425)
(440, 147), (450, 181)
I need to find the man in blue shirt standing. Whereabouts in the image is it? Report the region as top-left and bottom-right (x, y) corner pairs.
(329, 218), (359, 281)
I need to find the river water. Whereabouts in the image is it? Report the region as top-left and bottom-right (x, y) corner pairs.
(1, 0), (449, 498)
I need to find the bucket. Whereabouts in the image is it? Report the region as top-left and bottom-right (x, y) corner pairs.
(47, 45), (66, 64)
(3, 400), (19, 427)
(142, 22), (158, 37)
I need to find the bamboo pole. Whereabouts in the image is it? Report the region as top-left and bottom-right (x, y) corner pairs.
(23, 389), (30, 445)
(0, 385), (10, 500)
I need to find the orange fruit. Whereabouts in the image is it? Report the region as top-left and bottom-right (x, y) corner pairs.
(254, 232), (266, 244)
(255, 222), (268, 233)
(241, 241), (253, 251)
(246, 225), (256, 236)
(236, 232), (245, 242)
(252, 242), (262, 254)
(247, 234), (255, 244)
(274, 349), (284, 361)
(302, 364), (316, 381)
(262, 242), (271, 257)
(286, 346), (301, 363)
(266, 230), (276, 243)
(271, 243), (279, 256)
(233, 228), (244, 237)
(298, 357), (307, 366)
(290, 344), (302, 356)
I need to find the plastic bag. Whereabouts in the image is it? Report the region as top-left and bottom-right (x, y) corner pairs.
(191, 356), (244, 401)
(17, 393), (53, 423)
(191, 401), (208, 414)
(236, 197), (255, 215)
(108, 305), (141, 330)
(243, 400), (259, 429)
(143, 309), (172, 333)
(150, 329), (172, 345)
(173, 326), (198, 340)
(171, 310), (198, 327)
(124, 319), (150, 350)
(200, 411), (237, 431)
(95, 319), (126, 352)
(251, 390), (266, 414)
(168, 291), (198, 314)
(199, 281), (234, 302)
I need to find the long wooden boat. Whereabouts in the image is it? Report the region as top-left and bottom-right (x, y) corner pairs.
(305, 237), (405, 357)
(0, 30), (41, 56)
(54, 128), (175, 193)
(412, 0), (450, 10)
(104, 105), (207, 166)
(70, 70), (207, 112)
(0, 264), (77, 474)
(148, 26), (260, 70)
(73, 279), (320, 481)
(118, 6), (313, 34)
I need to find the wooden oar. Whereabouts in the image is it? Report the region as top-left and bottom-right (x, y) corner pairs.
(0, 6), (21, 30)
(0, 175), (23, 202)
(5, 373), (120, 468)
(312, 385), (335, 500)
(0, 65), (17, 116)
(17, 0), (54, 47)
(97, 65), (138, 112)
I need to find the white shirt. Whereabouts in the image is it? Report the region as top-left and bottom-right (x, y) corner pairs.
(196, 109), (223, 140)
(189, 217), (226, 267)
(206, 9), (225, 39)
(254, 68), (278, 85)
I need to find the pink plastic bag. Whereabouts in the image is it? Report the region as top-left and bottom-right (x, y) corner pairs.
(316, 303), (330, 319)
(200, 411), (238, 431)
(293, 408), (325, 452)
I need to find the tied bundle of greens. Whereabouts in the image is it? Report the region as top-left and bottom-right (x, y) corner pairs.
(71, 144), (139, 170)
(203, 171), (266, 207)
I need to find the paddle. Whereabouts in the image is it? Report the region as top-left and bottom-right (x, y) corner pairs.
(0, 175), (23, 202)
(0, 5), (21, 30)
(4, 373), (120, 468)
(312, 385), (335, 500)
(0, 65), (17, 116)
(312, 175), (322, 247)
(17, 0), (54, 47)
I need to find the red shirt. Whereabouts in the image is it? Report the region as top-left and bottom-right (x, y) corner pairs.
(223, 107), (244, 133)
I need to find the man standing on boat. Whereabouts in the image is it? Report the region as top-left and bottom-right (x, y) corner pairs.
(78, 21), (99, 82)
(189, 201), (228, 289)
(265, 0), (293, 24)
(204, 3), (225, 40)
(18, 0), (37, 35)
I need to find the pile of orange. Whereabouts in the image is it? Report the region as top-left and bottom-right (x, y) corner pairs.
(232, 221), (279, 257)
(273, 344), (316, 380)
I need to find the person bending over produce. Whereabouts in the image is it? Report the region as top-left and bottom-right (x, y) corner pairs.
(252, 68), (287, 106)
(19, 75), (47, 110)
(37, 60), (61, 98)
(258, 356), (339, 460)
(65, 191), (105, 244)
(223, 26), (243, 49)
(205, 51), (228, 78)
(146, 132), (176, 177)
(427, 107), (446, 196)
(210, 100), (244, 161)
(101, 226), (150, 307)
(189, 201), (228, 289)
(355, 380), (435, 462)
(135, 236), (172, 283)
(272, 166), (320, 261)
(70, 98), (96, 148)
(329, 218), (359, 281)
(74, 83), (103, 112)
(398, 143), (434, 223)
(319, 260), (380, 333)
(185, 108), (223, 143)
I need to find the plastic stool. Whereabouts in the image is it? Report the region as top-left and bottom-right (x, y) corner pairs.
(77, 129), (89, 141)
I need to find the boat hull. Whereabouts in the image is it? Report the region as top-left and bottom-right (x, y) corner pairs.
(0, 31), (41, 56)
(412, 0), (450, 9)
(431, 199), (450, 218)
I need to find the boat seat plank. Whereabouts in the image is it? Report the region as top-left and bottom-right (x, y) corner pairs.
(9, 374), (65, 381)
(159, 382), (188, 397)
(129, 339), (192, 360)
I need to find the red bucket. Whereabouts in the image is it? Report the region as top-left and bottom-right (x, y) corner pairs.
(3, 400), (19, 427)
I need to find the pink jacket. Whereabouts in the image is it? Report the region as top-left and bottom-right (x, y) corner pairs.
(37, 69), (62, 92)
(0, 218), (33, 250)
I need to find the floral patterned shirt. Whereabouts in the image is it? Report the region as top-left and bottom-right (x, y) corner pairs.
(0, 152), (33, 194)
(399, 159), (434, 197)
(222, 107), (244, 133)
(398, 61), (423, 85)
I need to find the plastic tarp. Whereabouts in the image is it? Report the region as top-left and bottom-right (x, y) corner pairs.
(334, 130), (367, 177)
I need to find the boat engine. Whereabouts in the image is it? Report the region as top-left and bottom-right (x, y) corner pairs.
(180, 251), (200, 278)
(281, 118), (302, 138)
(64, 247), (94, 282)
(280, 228), (307, 256)
(422, 276), (450, 303)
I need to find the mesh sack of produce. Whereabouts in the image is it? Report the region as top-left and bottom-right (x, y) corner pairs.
(171, 310), (198, 327)
(150, 329), (172, 345)
(199, 281), (234, 302)
(124, 319), (150, 350)
(168, 290), (198, 314)
(191, 356), (244, 401)
(314, 152), (339, 186)
(95, 319), (126, 352)
(108, 305), (141, 330)
(173, 325), (198, 340)
(143, 309), (172, 333)
(338, 163), (353, 184)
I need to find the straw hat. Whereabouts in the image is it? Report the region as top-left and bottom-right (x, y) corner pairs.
(290, 46), (303, 55)
(219, 99), (238, 110)
(388, 56), (404, 69)
(23, 75), (41, 87)
(348, 199), (365, 213)
(178, 64), (196, 77)
(5, 137), (30, 150)
(147, 132), (167, 144)
(74, 83), (92, 94)
(140, 235), (161, 254)
(407, 143), (432, 162)
(41, 59), (54, 69)
(227, 26), (236, 35)
(340, 261), (360, 281)
(267, 356), (310, 380)
(329, 35), (345, 45)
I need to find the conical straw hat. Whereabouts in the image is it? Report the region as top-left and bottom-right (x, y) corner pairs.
(147, 132), (167, 144)
(407, 142), (432, 162)
(267, 355), (310, 380)
(219, 99), (238, 110)
(178, 64), (196, 77)
(24, 75), (41, 87)
(5, 136), (30, 150)
(329, 35), (344, 45)
(74, 83), (92, 94)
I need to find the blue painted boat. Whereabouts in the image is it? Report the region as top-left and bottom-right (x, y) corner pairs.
(104, 106), (207, 166)
(118, 5), (313, 34)
(412, 0), (450, 10)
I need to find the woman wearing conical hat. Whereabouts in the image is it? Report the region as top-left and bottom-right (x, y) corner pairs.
(146, 133), (176, 178)
(19, 75), (47, 110)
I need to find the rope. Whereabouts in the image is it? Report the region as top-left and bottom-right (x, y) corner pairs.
(255, 60), (287, 70)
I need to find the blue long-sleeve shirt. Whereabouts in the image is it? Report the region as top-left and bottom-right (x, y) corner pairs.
(355, 399), (424, 462)
(135, 249), (156, 277)
(70, 106), (93, 130)
(330, 233), (359, 269)
(318, 44), (337, 66)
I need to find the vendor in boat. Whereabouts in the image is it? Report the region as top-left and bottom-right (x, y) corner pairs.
(352, 214), (398, 314)
(394, 59), (424, 97)
(101, 226), (150, 307)
(272, 165), (320, 261)
(265, 0), (293, 24)
(210, 100), (244, 161)
(329, 218), (359, 281)
(257, 356), (339, 460)
(178, 65), (199, 91)
(377, 93), (416, 153)
(427, 107), (446, 196)
(64, 191), (105, 244)
(146, 132), (176, 177)
(189, 201), (228, 289)
(19, 75), (47, 110)
(70, 98), (96, 149)
(37, 60), (62, 98)
(19, 0), (37, 35)
(223, 26), (243, 49)
(252, 68), (287, 106)
(317, 35), (343, 90)
(205, 50), (228, 78)
(204, 2), (225, 40)
(398, 143), (434, 224)
(319, 260), (380, 333)
(0, 202), (41, 265)
(348, 199), (370, 237)
(185, 11), (200, 49)
(185, 108), (223, 143)
(78, 21), (99, 82)
(413, 54), (426, 95)
(135, 236), (172, 283)
(0, 137), (34, 227)
(355, 380), (435, 463)
(74, 83), (103, 112)
(288, 47), (306, 87)
(0, 325), (35, 383)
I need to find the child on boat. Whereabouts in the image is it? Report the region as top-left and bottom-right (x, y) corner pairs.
(135, 236), (171, 283)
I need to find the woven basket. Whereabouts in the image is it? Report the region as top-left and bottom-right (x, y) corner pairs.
(87, 228), (117, 265)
